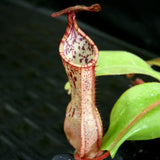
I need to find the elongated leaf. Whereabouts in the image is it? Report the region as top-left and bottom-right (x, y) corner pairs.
(147, 58), (160, 67)
(97, 51), (160, 81)
(101, 82), (160, 158)
(65, 51), (160, 92)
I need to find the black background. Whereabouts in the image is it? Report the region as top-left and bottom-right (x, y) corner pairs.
(26, 0), (160, 55)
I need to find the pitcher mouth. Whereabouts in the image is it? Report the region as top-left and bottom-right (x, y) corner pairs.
(59, 14), (99, 68)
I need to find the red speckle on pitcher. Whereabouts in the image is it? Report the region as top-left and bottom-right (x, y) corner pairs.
(51, 4), (104, 159)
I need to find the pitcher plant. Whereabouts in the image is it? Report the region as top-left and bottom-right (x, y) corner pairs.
(51, 4), (109, 160)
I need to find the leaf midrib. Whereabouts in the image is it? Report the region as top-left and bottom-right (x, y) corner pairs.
(110, 100), (160, 151)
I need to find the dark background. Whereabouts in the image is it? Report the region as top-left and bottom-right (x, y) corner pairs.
(0, 0), (160, 160)
(25, 0), (160, 55)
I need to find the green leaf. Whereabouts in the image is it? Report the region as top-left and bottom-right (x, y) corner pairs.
(101, 82), (160, 158)
(147, 58), (160, 67)
(96, 51), (160, 81)
(64, 51), (160, 92)
(64, 81), (71, 94)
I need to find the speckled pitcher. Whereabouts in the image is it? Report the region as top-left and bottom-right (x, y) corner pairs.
(51, 4), (103, 159)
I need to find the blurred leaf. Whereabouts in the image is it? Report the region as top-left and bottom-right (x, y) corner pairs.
(64, 51), (160, 92)
(64, 81), (71, 94)
(147, 58), (160, 67)
(101, 82), (160, 158)
(96, 51), (160, 81)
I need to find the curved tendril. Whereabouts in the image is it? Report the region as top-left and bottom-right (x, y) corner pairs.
(51, 4), (101, 17)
